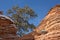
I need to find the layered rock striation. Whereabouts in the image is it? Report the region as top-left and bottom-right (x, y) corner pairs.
(0, 14), (20, 40)
(34, 5), (60, 40)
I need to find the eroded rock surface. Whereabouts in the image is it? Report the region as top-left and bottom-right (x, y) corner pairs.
(34, 5), (60, 40)
(0, 15), (20, 40)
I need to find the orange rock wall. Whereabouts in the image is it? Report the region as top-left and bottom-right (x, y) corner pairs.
(34, 5), (60, 40)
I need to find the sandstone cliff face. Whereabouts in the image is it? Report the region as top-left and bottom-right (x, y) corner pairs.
(0, 15), (20, 40)
(34, 5), (60, 40)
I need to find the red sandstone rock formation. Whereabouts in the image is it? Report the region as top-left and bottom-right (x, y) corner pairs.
(0, 14), (20, 40)
(34, 5), (60, 40)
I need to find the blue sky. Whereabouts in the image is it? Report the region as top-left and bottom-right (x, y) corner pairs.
(0, 0), (60, 26)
